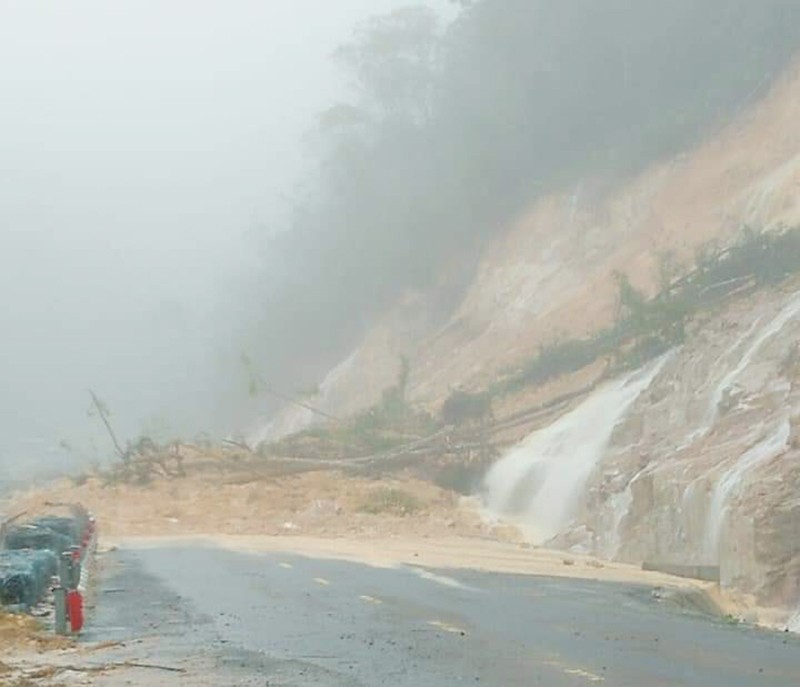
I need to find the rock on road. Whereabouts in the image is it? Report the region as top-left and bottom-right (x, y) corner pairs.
(87, 544), (800, 686)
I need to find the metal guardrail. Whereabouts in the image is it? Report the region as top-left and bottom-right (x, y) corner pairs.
(0, 511), (28, 549)
(53, 511), (96, 635)
(1, 504), (96, 635)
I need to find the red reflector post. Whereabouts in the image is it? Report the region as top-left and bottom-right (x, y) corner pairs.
(67, 590), (84, 633)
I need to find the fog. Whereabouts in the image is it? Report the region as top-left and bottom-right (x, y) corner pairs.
(3, 0), (798, 486)
(0, 0), (452, 481)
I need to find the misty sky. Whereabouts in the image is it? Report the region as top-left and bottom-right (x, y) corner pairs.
(0, 0), (453, 479)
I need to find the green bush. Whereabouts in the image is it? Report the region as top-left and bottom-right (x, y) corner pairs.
(496, 226), (800, 395)
(441, 390), (492, 426)
(358, 488), (422, 516)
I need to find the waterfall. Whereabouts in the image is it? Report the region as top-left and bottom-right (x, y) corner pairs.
(483, 355), (669, 544)
(703, 420), (790, 560)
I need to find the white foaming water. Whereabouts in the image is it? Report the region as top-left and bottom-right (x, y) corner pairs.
(483, 355), (669, 544)
(789, 609), (800, 634)
(704, 420), (790, 560)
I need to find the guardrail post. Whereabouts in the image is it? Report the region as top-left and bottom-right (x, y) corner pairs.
(70, 546), (82, 588)
(54, 585), (67, 635)
(59, 551), (72, 588)
(56, 550), (74, 635)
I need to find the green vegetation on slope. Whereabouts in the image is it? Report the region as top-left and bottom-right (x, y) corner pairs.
(495, 226), (800, 395)
(265, 358), (439, 459)
(261, 227), (800, 458)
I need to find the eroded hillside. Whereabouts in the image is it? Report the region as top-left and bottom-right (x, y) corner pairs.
(249, 60), (800, 625)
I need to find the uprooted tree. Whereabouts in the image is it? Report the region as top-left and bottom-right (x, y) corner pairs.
(87, 390), (185, 486)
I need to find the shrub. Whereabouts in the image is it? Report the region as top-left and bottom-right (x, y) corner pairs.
(441, 390), (492, 426)
(495, 226), (800, 395)
(358, 488), (422, 516)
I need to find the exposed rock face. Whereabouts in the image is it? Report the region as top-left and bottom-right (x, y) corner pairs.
(603, 287), (799, 603)
(487, 284), (800, 615)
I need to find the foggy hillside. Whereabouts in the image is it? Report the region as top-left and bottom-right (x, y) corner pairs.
(0, 0), (453, 484)
(3, 0), (800, 483)
(5, 0), (800, 645)
(249, 0), (800, 400)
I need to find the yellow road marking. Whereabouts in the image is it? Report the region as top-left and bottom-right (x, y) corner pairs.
(543, 660), (605, 683)
(314, 577), (331, 586)
(564, 668), (605, 683)
(428, 620), (466, 635)
(279, 562), (293, 569)
(359, 595), (382, 605)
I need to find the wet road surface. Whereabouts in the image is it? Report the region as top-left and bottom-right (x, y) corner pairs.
(89, 544), (800, 686)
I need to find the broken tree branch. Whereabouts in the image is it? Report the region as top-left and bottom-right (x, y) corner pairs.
(88, 389), (125, 458)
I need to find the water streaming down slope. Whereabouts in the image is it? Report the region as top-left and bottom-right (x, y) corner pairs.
(675, 316), (764, 451)
(704, 291), (800, 431)
(790, 610), (800, 633)
(483, 355), (670, 544)
(704, 420), (791, 560)
(606, 476), (638, 558)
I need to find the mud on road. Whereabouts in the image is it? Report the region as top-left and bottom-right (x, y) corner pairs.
(82, 543), (800, 686)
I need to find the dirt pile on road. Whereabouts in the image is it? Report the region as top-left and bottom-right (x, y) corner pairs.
(6, 467), (502, 542)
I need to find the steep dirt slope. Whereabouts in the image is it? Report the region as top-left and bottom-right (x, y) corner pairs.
(248, 59), (800, 626)
(254, 59), (800, 442)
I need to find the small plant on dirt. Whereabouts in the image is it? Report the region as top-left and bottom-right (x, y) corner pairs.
(357, 488), (422, 516)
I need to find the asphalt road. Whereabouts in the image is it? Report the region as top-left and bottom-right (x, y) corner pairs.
(89, 544), (800, 686)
